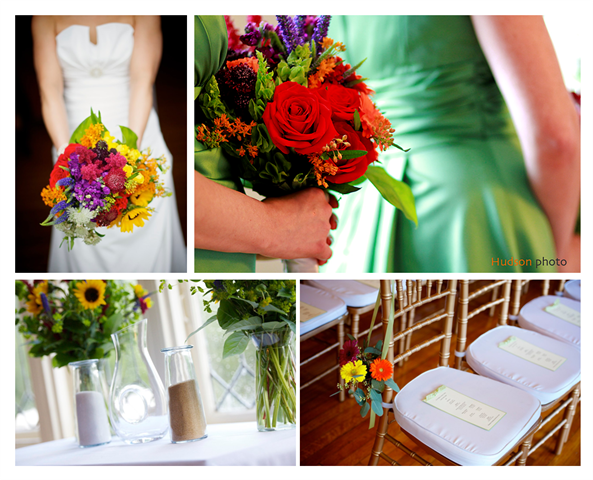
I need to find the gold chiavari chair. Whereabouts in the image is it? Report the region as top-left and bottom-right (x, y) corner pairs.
(455, 280), (581, 461)
(300, 284), (349, 402)
(369, 280), (541, 466)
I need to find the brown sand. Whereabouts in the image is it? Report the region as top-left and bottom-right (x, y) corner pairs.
(168, 379), (207, 442)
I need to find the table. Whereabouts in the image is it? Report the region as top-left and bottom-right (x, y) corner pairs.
(15, 422), (296, 466)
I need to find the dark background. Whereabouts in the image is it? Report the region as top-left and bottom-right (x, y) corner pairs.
(15, 15), (188, 273)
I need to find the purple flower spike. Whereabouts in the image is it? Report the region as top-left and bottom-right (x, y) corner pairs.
(312, 15), (331, 46)
(50, 200), (69, 215)
(56, 177), (74, 187)
(294, 15), (307, 41)
(41, 293), (51, 317)
(53, 212), (69, 225)
(276, 15), (299, 54)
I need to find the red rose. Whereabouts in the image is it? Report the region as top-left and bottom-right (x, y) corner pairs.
(49, 143), (81, 188)
(314, 84), (360, 122)
(329, 122), (377, 184)
(262, 81), (338, 155)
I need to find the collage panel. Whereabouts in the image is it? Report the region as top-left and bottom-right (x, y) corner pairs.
(300, 279), (581, 466)
(15, 15), (187, 274)
(15, 279), (296, 466)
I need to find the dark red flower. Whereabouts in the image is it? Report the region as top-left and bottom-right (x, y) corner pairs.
(329, 121), (377, 184)
(314, 84), (360, 122)
(104, 169), (127, 193)
(339, 340), (361, 366)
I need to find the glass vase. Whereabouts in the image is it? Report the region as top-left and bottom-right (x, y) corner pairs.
(69, 359), (111, 448)
(251, 329), (296, 432)
(109, 318), (168, 444)
(161, 345), (208, 443)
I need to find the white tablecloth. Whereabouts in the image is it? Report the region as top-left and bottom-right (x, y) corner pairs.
(15, 422), (296, 466)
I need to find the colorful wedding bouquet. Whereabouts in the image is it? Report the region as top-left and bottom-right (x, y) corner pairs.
(196, 15), (416, 224)
(335, 292), (399, 428)
(41, 110), (169, 249)
(15, 280), (152, 368)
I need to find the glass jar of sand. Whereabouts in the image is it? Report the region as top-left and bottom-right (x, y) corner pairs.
(161, 345), (208, 443)
(69, 359), (111, 448)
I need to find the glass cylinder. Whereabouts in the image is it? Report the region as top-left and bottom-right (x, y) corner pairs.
(109, 318), (168, 444)
(69, 359), (111, 448)
(251, 329), (296, 431)
(161, 345), (208, 443)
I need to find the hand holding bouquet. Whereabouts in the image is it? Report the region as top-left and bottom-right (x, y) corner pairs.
(196, 15), (417, 224)
(41, 110), (170, 249)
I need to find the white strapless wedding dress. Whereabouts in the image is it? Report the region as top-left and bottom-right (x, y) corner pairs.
(49, 23), (186, 273)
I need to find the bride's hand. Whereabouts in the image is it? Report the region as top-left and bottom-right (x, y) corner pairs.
(262, 188), (338, 262)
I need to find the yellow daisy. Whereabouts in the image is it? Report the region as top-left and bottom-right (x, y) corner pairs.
(134, 284), (146, 297)
(340, 360), (367, 383)
(120, 208), (151, 233)
(73, 280), (106, 310)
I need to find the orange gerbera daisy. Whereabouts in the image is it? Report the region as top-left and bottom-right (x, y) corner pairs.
(370, 358), (393, 382)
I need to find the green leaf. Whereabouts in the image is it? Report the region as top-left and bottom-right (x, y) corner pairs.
(385, 378), (400, 393)
(364, 347), (381, 355)
(184, 314), (218, 343)
(337, 149), (367, 160)
(280, 317), (296, 334)
(217, 299), (240, 329)
(119, 125), (138, 150)
(353, 109), (361, 131)
(371, 380), (385, 393)
(225, 316), (263, 333)
(354, 388), (366, 406)
(369, 388), (382, 403)
(346, 334), (357, 342)
(365, 166), (418, 226)
(261, 321), (289, 331)
(262, 304), (287, 315)
(277, 287), (293, 299)
(230, 296), (259, 309)
(103, 311), (125, 336)
(360, 401), (370, 418)
(69, 108), (101, 143)
(371, 398), (384, 417)
(222, 331), (250, 358)
(327, 183), (361, 195)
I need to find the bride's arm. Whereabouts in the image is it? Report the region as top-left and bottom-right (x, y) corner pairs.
(472, 15), (580, 272)
(195, 171), (336, 262)
(32, 16), (70, 151)
(128, 16), (162, 148)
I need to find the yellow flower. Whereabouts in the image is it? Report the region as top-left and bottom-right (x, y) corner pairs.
(26, 281), (49, 315)
(120, 208), (151, 233)
(127, 148), (141, 162)
(80, 123), (105, 148)
(340, 360), (367, 383)
(103, 131), (118, 150)
(134, 284), (146, 297)
(116, 144), (130, 157)
(130, 189), (154, 207)
(123, 165), (134, 178)
(73, 280), (106, 310)
(145, 298), (153, 309)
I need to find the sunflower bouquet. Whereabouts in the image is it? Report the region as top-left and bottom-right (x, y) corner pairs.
(15, 280), (152, 368)
(196, 15), (416, 224)
(41, 110), (170, 249)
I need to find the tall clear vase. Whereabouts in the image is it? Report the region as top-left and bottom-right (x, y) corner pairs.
(109, 318), (168, 444)
(251, 330), (296, 432)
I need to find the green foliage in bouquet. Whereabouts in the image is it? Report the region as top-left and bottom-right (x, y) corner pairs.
(160, 280), (296, 358)
(69, 108), (138, 150)
(15, 280), (147, 368)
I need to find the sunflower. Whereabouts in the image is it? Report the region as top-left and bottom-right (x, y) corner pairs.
(73, 280), (107, 310)
(370, 358), (393, 382)
(120, 208), (151, 233)
(340, 360), (367, 384)
(26, 281), (48, 315)
(130, 189), (153, 207)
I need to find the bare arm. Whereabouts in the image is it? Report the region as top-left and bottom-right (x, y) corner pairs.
(472, 16), (580, 272)
(128, 16), (162, 148)
(32, 16), (70, 150)
(194, 171), (336, 261)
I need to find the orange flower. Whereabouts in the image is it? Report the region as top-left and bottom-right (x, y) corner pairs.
(370, 358), (393, 382)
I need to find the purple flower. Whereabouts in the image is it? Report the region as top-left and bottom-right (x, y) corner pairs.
(50, 200), (70, 215)
(56, 177), (74, 188)
(53, 212), (69, 224)
(312, 15), (331, 47)
(276, 15), (300, 54)
(240, 22), (262, 46)
(213, 280), (225, 291)
(40, 293), (51, 317)
(73, 180), (108, 211)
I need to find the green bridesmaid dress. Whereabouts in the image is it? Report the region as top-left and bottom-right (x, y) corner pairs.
(322, 16), (557, 273)
(194, 16), (256, 273)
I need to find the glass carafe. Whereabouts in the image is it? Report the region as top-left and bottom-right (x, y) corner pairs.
(69, 359), (111, 448)
(109, 318), (168, 443)
(161, 345), (208, 443)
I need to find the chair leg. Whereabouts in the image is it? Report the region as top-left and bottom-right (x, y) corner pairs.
(516, 434), (534, 466)
(397, 312), (408, 367)
(368, 410), (391, 465)
(542, 280), (549, 296)
(351, 313), (360, 340)
(338, 320), (345, 402)
(555, 384), (580, 455)
(489, 285), (500, 317)
(403, 307), (416, 364)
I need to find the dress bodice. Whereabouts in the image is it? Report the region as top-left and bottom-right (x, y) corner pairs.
(56, 23), (134, 132)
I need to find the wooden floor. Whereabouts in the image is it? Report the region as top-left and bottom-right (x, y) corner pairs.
(300, 280), (580, 466)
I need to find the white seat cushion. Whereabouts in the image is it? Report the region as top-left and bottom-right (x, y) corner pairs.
(564, 280), (581, 302)
(519, 296), (580, 348)
(466, 325), (580, 405)
(305, 280), (379, 307)
(393, 367), (541, 466)
(300, 285), (347, 336)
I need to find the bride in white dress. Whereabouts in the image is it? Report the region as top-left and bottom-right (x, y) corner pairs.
(33, 16), (185, 273)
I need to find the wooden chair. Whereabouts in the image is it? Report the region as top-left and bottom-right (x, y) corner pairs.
(455, 280), (581, 462)
(368, 280), (541, 466)
(299, 284), (349, 402)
